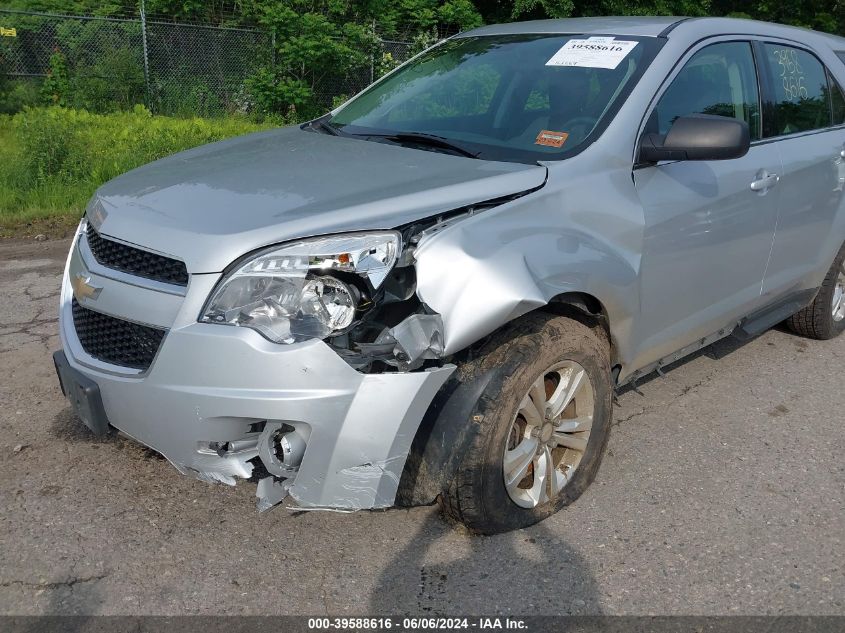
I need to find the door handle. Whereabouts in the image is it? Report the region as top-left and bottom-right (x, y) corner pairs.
(750, 171), (780, 192)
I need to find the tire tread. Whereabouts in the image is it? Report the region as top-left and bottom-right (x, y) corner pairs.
(786, 243), (845, 340)
(439, 312), (610, 534)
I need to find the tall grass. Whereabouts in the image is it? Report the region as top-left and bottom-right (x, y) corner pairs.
(0, 106), (274, 235)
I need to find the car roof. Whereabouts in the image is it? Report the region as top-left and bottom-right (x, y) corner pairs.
(458, 16), (684, 38)
(458, 17), (845, 51)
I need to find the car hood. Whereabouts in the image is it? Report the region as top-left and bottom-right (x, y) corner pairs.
(91, 126), (547, 273)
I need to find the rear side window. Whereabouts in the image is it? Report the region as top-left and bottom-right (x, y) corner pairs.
(652, 41), (761, 140)
(829, 70), (845, 125)
(763, 44), (830, 134)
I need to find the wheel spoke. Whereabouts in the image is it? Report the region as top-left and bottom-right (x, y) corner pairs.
(544, 445), (560, 500)
(504, 438), (538, 487)
(518, 394), (543, 427)
(833, 284), (845, 321)
(555, 415), (592, 433)
(553, 432), (588, 452)
(528, 378), (548, 423)
(527, 449), (547, 505)
(547, 368), (585, 419)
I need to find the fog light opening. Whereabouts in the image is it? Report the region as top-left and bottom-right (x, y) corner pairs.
(258, 422), (307, 479)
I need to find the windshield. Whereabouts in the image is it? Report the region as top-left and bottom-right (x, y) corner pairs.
(329, 34), (662, 163)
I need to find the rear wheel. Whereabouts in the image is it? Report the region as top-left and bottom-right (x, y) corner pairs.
(786, 244), (845, 340)
(438, 312), (613, 535)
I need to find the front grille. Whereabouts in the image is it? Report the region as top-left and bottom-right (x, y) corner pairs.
(72, 299), (166, 370)
(85, 223), (188, 286)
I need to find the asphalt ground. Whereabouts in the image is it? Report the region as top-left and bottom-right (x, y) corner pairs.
(0, 238), (843, 616)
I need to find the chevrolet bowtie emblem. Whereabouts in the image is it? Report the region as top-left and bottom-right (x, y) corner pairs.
(71, 273), (102, 301)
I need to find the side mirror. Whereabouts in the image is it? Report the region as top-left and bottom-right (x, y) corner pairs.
(639, 114), (750, 163)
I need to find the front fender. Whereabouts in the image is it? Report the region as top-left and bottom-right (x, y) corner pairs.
(414, 173), (643, 367)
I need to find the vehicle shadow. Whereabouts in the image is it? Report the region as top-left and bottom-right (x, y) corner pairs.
(11, 565), (106, 629)
(49, 408), (115, 444)
(368, 511), (601, 615)
(50, 407), (163, 462)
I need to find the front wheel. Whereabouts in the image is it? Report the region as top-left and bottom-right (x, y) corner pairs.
(439, 313), (613, 535)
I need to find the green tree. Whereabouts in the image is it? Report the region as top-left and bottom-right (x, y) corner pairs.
(40, 51), (70, 106)
(710, 0), (843, 33)
(3, 0), (844, 121)
(244, 4), (377, 118)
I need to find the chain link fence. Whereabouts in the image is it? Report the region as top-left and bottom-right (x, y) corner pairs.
(0, 8), (415, 117)
(145, 20), (272, 115)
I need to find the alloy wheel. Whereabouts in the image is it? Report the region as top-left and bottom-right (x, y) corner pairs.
(832, 261), (845, 322)
(502, 360), (595, 508)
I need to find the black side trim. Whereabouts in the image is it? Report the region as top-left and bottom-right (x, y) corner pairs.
(752, 40), (779, 139)
(658, 17), (696, 37)
(735, 288), (818, 340)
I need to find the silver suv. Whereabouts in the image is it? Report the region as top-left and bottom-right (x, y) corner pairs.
(54, 16), (845, 534)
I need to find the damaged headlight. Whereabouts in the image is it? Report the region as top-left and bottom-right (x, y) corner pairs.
(201, 232), (401, 344)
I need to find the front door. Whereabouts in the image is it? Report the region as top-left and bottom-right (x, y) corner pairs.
(631, 40), (781, 369)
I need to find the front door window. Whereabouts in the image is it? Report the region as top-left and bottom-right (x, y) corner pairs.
(650, 41), (761, 140)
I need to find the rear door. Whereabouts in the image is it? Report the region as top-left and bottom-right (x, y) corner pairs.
(757, 42), (845, 296)
(631, 40), (782, 369)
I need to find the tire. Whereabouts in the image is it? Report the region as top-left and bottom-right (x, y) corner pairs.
(438, 312), (613, 535)
(786, 243), (845, 340)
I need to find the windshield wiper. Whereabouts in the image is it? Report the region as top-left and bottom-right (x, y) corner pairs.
(309, 117), (342, 136)
(363, 132), (480, 159)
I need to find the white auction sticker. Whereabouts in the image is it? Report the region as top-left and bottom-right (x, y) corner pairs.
(546, 37), (638, 69)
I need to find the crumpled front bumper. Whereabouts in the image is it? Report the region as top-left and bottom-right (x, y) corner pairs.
(57, 227), (454, 511)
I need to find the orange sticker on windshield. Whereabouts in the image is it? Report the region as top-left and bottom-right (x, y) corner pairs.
(535, 130), (569, 147)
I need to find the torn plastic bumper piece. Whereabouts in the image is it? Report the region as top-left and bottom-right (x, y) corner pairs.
(357, 313), (446, 370)
(256, 476), (292, 513)
(378, 314), (445, 370)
